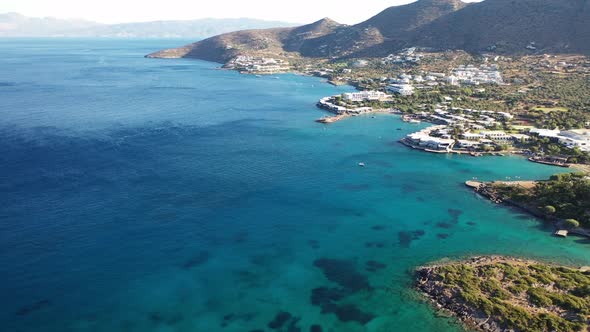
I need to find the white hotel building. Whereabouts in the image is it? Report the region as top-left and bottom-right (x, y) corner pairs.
(343, 91), (390, 102)
(386, 84), (415, 96)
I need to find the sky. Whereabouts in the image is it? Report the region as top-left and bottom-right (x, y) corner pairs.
(1, 0), (482, 25)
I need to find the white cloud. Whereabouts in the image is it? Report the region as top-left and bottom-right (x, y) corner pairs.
(1, 0), (483, 24)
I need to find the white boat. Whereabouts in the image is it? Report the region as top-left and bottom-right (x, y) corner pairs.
(358, 162), (366, 167)
(409, 119), (421, 123)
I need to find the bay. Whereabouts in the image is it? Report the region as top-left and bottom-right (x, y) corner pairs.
(0, 39), (587, 332)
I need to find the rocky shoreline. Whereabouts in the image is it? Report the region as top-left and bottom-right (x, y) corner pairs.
(416, 256), (517, 332)
(415, 256), (590, 332)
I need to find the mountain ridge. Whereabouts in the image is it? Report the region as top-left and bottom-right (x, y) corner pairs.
(147, 0), (590, 62)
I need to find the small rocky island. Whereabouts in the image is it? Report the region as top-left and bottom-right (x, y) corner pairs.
(416, 256), (590, 332)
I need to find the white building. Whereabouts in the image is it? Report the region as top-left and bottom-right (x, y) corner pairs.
(343, 90), (389, 102)
(529, 128), (561, 139)
(406, 133), (454, 151)
(481, 131), (511, 142)
(510, 134), (531, 142)
(462, 132), (486, 141)
(457, 140), (482, 149)
(452, 64), (503, 85)
(387, 84), (415, 96)
(558, 131), (590, 152)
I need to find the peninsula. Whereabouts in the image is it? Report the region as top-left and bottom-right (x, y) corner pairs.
(465, 173), (590, 239)
(416, 256), (590, 332)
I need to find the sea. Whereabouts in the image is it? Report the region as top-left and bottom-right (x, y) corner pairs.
(0, 39), (588, 332)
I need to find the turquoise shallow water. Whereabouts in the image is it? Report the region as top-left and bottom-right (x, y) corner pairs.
(0, 39), (588, 332)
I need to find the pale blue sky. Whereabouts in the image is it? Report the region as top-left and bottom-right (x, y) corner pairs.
(1, 0), (482, 24)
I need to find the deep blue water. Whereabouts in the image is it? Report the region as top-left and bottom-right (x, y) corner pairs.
(0, 39), (588, 332)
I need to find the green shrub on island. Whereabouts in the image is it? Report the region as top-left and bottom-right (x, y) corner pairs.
(565, 219), (581, 229)
(544, 205), (557, 214)
(490, 173), (590, 228)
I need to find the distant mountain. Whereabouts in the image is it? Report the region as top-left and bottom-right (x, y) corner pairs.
(0, 13), (298, 38)
(65, 18), (300, 39)
(148, 0), (590, 62)
(0, 12), (100, 37)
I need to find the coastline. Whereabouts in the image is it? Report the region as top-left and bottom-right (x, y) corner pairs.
(465, 180), (590, 239)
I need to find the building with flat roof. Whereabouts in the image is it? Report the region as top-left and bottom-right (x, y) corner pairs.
(386, 84), (415, 96)
(343, 90), (389, 102)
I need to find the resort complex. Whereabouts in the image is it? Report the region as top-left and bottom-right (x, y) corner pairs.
(225, 56), (291, 74)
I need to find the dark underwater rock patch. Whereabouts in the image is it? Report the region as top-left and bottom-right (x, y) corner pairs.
(398, 230), (425, 248)
(310, 287), (373, 325)
(333, 304), (375, 324)
(467, 221), (477, 226)
(310, 324), (323, 332)
(437, 233), (450, 239)
(308, 240), (320, 249)
(436, 222), (453, 229)
(313, 258), (370, 291)
(267, 311), (301, 331)
(311, 258), (375, 325)
(402, 183), (417, 193)
(285, 316), (302, 332)
(311, 286), (350, 307)
(182, 251), (210, 269)
(365, 241), (386, 248)
(371, 225), (386, 231)
(15, 299), (51, 316)
(447, 208), (463, 223)
(221, 312), (256, 327)
(365, 260), (386, 272)
(148, 312), (183, 326)
(268, 311), (292, 329)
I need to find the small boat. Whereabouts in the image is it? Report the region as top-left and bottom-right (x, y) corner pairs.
(358, 162), (366, 167)
(396, 128), (402, 131)
(255, 75), (262, 78)
(409, 119), (421, 124)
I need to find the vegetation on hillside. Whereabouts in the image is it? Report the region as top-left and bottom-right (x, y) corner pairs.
(492, 173), (590, 227)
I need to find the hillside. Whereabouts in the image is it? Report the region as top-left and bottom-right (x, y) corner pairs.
(147, 0), (467, 60)
(146, 18), (344, 62)
(414, 0), (590, 55)
(147, 0), (590, 63)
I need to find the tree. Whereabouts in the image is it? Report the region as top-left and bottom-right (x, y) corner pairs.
(564, 219), (580, 229)
(543, 206), (556, 215)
